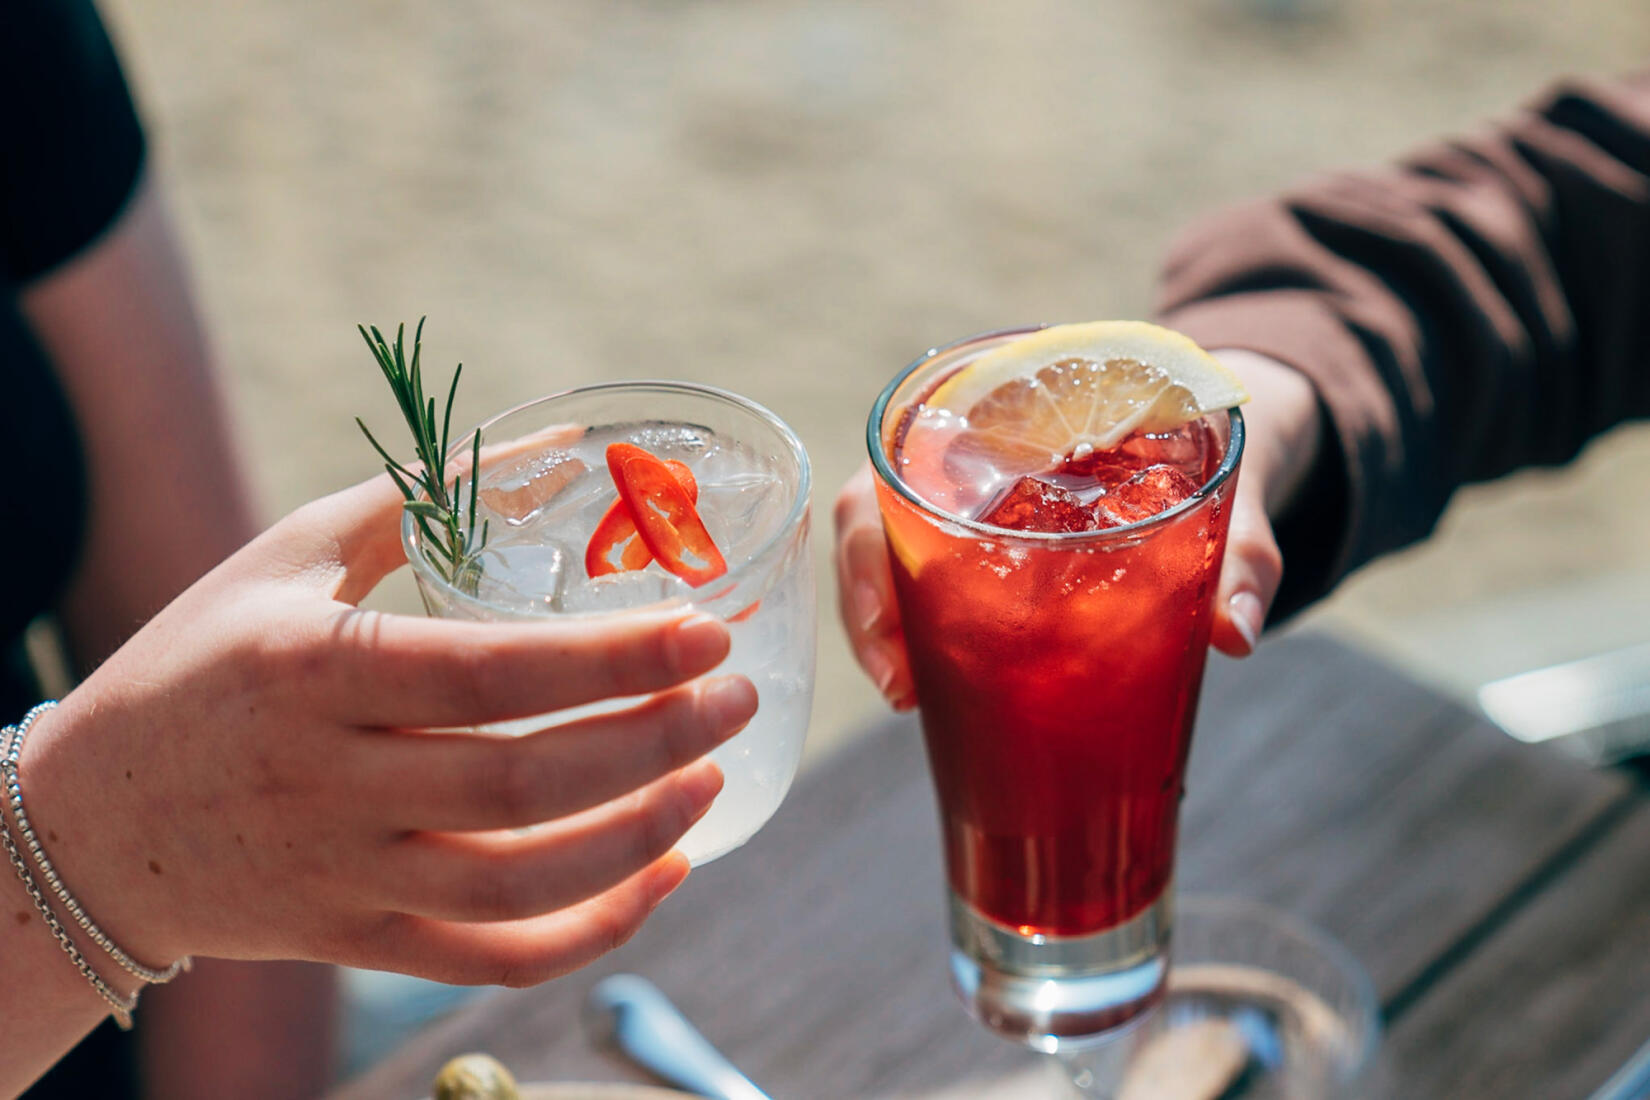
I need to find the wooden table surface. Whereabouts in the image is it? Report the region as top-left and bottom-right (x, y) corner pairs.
(328, 632), (1650, 1100)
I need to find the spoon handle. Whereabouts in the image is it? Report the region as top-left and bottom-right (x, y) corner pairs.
(583, 975), (771, 1100)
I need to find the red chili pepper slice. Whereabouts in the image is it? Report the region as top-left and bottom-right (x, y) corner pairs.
(584, 503), (637, 578)
(664, 460), (698, 498)
(605, 443), (728, 586)
(618, 527), (656, 572)
(584, 459), (698, 577)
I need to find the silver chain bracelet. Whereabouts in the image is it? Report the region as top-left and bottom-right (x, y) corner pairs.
(1, 701), (194, 1027)
(0, 713), (136, 1027)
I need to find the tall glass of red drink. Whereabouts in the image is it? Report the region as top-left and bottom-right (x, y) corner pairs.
(867, 325), (1243, 1051)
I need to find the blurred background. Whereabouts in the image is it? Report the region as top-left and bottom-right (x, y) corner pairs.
(96, 0), (1649, 1073)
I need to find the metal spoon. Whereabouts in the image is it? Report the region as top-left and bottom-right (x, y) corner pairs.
(583, 975), (771, 1100)
(1587, 1031), (1650, 1100)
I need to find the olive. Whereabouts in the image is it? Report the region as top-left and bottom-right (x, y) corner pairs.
(431, 1053), (520, 1100)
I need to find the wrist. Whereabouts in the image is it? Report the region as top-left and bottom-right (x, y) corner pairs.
(0, 710), (149, 1088)
(1209, 348), (1323, 516)
(0, 832), (132, 1094)
(0, 798), (144, 1003)
(7, 697), (192, 979)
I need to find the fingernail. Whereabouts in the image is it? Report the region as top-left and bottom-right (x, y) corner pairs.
(667, 614), (727, 675)
(679, 758), (725, 810)
(1229, 591), (1264, 654)
(650, 852), (691, 904)
(863, 645), (899, 699)
(702, 675), (758, 733)
(852, 581), (884, 634)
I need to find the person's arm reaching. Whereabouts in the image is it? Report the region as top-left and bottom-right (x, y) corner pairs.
(835, 70), (1650, 704)
(0, 470), (754, 1097)
(5, 0), (342, 1090)
(1158, 70), (1650, 624)
(20, 169), (341, 1100)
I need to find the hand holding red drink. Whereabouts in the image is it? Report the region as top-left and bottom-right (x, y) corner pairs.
(836, 331), (1325, 708)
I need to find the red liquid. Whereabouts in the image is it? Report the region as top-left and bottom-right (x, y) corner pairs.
(879, 416), (1235, 937)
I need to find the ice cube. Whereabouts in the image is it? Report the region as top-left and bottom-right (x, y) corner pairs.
(477, 448), (589, 526)
(553, 569), (692, 614)
(1117, 422), (1212, 483)
(688, 438), (765, 488)
(940, 424), (1054, 513)
(683, 440), (791, 559)
(1059, 443), (1149, 483)
(626, 424), (711, 461)
(701, 478), (786, 558)
(472, 541), (572, 612)
(1053, 453), (1147, 504)
(979, 477), (1099, 533)
(698, 475), (785, 557)
(1094, 466), (1198, 528)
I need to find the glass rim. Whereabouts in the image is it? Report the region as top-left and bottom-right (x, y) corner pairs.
(866, 326), (1245, 544)
(1174, 893), (1382, 1076)
(402, 379), (812, 617)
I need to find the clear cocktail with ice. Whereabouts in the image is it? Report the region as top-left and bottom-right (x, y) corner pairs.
(403, 381), (815, 866)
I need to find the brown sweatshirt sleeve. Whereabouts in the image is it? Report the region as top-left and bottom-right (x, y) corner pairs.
(1157, 71), (1650, 620)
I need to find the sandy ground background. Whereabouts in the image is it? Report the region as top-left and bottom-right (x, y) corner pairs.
(90, 0), (1650, 1079)
(100, 0), (1650, 755)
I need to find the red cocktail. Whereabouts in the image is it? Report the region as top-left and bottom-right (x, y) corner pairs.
(868, 324), (1243, 1048)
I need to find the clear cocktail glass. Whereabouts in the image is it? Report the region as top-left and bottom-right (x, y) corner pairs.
(405, 381), (815, 866)
(868, 327), (1241, 1048)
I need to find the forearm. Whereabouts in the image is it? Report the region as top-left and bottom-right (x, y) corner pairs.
(1158, 70), (1650, 605)
(0, 758), (140, 1098)
(18, 174), (340, 1093)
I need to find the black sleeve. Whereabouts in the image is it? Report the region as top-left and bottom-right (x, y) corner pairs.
(0, 0), (147, 283)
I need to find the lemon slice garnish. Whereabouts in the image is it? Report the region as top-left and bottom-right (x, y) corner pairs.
(928, 321), (1249, 461)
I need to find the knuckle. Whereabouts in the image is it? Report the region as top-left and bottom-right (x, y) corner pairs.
(640, 624), (682, 687)
(632, 798), (686, 867)
(1251, 531), (1284, 578)
(832, 488), (856, 531)
(462, 858), (528, 921)
(261, 628), (325, 686)
(478, 942), (563, 989)
(661, 688), (714, 765)
(498, 962), (538, 989)
(477, 946), (535, 989)
(330, 911), (405, 968)
(591, 906), (641, 958)
(465, 748), (538, 825)
(445, 643), (499, 717)
(585, 625), (660, 700)
(843, 526), (885, 575)
(622, 688), (710, 780)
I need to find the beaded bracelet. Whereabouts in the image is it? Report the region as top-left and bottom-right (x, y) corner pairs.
(1, 701), (193, 1028)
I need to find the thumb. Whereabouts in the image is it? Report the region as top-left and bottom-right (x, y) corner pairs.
(250, 473), (414, 604)
(1211, 473), (1282, 658)
(266, 424), (588, 603)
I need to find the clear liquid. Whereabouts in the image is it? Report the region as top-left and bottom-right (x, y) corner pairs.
(471, 423), (793, 613)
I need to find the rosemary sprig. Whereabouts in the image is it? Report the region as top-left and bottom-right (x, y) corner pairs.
(356, 318), (489, 590)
